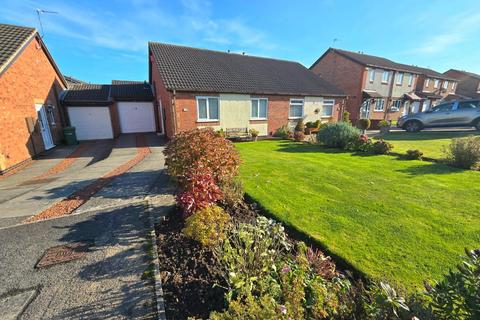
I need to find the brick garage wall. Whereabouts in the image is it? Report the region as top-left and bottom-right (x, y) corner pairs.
(310, 51), (365, 122)
(0, 36), (66, 172)
(150, 57), (174, 138)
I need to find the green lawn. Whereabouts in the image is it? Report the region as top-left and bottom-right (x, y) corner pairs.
(374, 130), (480, 159)
(236, 140), (480, 290)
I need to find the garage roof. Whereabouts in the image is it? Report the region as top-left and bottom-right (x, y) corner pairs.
(148, 42), (345, 97)
(62, 82), (154, 105)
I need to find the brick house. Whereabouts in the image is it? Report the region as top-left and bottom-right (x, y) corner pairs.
(310, 48), (457, 125)
(443, 69), (480, 100)
(0, 23), (67, 174)
(148, 42), (345, 138)
(61, 81), (156, 140)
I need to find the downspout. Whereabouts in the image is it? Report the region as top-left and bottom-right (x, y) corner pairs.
(386, 70), (396, 120)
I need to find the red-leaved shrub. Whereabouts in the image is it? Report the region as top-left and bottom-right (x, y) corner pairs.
(164, 128), (241, 184)
(176, 166), (223, 216)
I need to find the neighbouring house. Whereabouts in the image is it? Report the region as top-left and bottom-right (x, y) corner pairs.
(64, 75), (86, 88)
(61, 80), (156, 140)
(443, 69), (480, 100)
(148, 42), (346, 138)
(310, 48), (457, 125)
(0, 23), (67, 174)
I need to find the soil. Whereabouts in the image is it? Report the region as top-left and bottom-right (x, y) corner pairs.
(155, 211), (226, 320)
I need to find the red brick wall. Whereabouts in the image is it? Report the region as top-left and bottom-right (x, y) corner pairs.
(150, 57), (174, 137)
(444, 70), (480, 98)
(310, 51), (365, 121)
(0, 36), (66, 172)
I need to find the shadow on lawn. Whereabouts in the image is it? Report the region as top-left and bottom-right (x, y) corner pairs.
(395, 162), (466, 176)
(374, 131), (479, 142)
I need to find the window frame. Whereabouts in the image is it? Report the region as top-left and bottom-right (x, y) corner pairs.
(321, 99), (335, 118)
(369, 69), (375, 83)
(374, 98), (385, 111)
(289, 98), (304, 119)
(408, 74), (413, 87)
(391, 100), (402, 111)
(425, 78), (431, 87)
(196, 96), (220, 122)
(250, 98), (268, 120)
(434, 79), (440, 88)
(443, 80), (449, 89)
(381, 71), (389, 84)
(452, 82), (456, 91)
(396, 72), (404, 85)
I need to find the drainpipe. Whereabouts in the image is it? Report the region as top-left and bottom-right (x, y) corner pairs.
(386, 70), (396, 120)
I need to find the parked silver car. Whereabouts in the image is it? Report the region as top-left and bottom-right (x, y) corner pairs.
(397, 100), (480, 132)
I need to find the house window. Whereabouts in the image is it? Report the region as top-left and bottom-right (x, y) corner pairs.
(374, 98), (385, 111)
(425, 78), (430, 87)
(391, 100), (402, 111)
(434, 79), (440, 88)
(289, 99), (304, 119)
(443, 80), (449, 89)
(251, 98), (268, 119)
(381, 71), (389, 83)
(396, 73), (404, 85)
(477, 83), (480, 93)
(452, 82), (456, 91)
(322, 99), (335, 117)
(369, 69), (375, 82)
(197, 97), (219, 121)
(408, 74), (413, 86)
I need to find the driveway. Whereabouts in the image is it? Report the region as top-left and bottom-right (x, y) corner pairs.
(0, 134), (174, 319)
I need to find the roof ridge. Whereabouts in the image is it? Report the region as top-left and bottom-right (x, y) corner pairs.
(148, 41), (302, 66)
(0, 22), (36, 31)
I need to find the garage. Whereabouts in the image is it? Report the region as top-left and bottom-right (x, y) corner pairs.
(68, 106), (113, 140)
(117, 102), (155, 133)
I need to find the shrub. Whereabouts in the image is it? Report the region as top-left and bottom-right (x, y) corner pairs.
(378, 120), (390, 128)
(183, 205), (231, 246)
(370, 139), (393, 155)
(357, 118), (371, 131)
(163, 128), (241, 183)
(343, 111), (351, 124)
(424, 249), (480, 319)
(305, 121), (316, 128)
(294, 130), (305, 142)
(248, 128), (259, 140)
(317, 122), (361, 149)
(364, 282), (410, 319)
(405, 149), (423, 160)
(313, 120), (321, 129)
(306, 247), (337, 280)
(295, 119), (305, 132)
(444, 136), (480, 169)
(274, 124), (292, 139)
(176, 166), (223, 216)
(217, 128), (225, 138)
(346, 134), (372, 152)
(218, 178), (244, 208)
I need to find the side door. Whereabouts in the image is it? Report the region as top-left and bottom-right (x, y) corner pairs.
(35, 104), (55, 150)
(423, 102), (455, 126)
(454, 100), (480, 125)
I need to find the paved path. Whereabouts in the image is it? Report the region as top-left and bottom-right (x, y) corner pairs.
(0, 134), (174, 319)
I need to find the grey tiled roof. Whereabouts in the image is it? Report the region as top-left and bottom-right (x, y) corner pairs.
(63, 82), (154, 105)
(318, 48), (455, 81)
(0, 23), (35, 72)
(110, 81), (154, 101)
(64, 75), (86, 87)
(149, 42), (345, 96)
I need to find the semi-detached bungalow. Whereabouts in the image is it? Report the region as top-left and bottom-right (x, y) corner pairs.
(148, 42), (346, 138)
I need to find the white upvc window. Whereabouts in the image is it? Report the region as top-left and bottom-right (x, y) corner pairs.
(369, 69), (375, 82)
(381, 71), (389, 83)
(443, 80), (449, 89)
(434, 79), (440, 88)
(251, 98), (268, 119)
(374, 98), (385, 111)
(391, 100), (402, 111)
(322, 99), (335, 117)
(408, 74), (413, 86)
(196, 96), (219, 121)
(396, 72), (404, 85)
(425, 78), (431, 87)
(452, 82), (456, 91)
(289, 99), (304, 119)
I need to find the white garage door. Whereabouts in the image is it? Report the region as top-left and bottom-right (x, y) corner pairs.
(68, 106), (113, 140)
(117, 102), (156, 133)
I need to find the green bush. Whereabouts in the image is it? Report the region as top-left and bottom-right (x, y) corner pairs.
(317, 122), (361, 149)
(370, 139), (393, 155)
(444, 136), (480, 169)
(343, 111), (351, 124)
(248, 128), (259, 139)
(183, 205), (231, 246)
(405, 149), (423, 160)
(274, 124), (292, 139)
(305, 121), (316, 128)
(357, 118), (371, 131)
(378, 120), (390, 128)
(218, 178), (244, 208)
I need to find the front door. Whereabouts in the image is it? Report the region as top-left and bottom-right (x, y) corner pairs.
(35, 104), (55, 150)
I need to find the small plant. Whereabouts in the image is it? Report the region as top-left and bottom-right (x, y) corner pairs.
(305, 121), (315, 128)
(357, 118), (371, 133)
(405, 149), (423, 160)
(444, 135), (480, 169)
(294, 130), (305, 142)
(370, 139), (393, 155)
(218, 178), (244, 208)
(313, 120), (321, 129)
(295, 119), (305, 132)
(378, 120), (390, 128)
(274, 124), (292, 139)
(317, 122), (361, 149)
(364, 282), (410, 319)
(217, 128), (225, 138)
(305, 247), (337, 280)
(176, 166), (223, 216)
(183, 205), (231, 246)
(249, 128), (259, 141)
(343, 111), (351, 124)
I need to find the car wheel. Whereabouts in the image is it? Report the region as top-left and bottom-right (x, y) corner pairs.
(475, 120), (480, 131)
(404, 120), (422, 132)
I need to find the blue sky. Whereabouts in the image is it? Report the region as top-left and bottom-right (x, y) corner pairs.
(2, 0), (479, 83)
